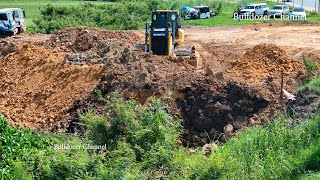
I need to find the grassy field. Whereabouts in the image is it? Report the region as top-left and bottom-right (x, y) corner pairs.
(182, 0), (320, 26)
(0, 0), (113, 27)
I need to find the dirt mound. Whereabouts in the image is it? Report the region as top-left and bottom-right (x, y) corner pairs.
(0, 44), (103, 130)
(226, 44), (306, 104)
(228, 44), (304, 83)
(49, 26), (141, 52)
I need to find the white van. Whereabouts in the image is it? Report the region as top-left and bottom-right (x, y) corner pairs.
(0, 9), (18, 34)
(193, 6), (211, 19)
(2, 8), (26, 33)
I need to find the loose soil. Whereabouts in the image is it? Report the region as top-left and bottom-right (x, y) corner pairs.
(1, 24), (319, 145)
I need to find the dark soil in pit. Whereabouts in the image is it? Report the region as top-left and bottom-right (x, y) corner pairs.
(287, 89), (320, 123)
(177, 82), (268, 146)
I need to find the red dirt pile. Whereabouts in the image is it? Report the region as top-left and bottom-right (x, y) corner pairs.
(49, 26), (141, 52)
(0, 43), (103, 130)
(226, 44), (306, 102)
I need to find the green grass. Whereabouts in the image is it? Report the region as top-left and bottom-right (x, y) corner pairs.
(301, 76), (320, 94)
(296, 172), (320, 180)
(210, 113), (320, 179)
(0, 0), (113, 28)
(182, 0), (320, 27)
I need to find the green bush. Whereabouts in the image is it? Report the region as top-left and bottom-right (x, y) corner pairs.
(29, 2), (150, 34)
(304, 56), (319, 82)
(0, 115), (52, 179)
(208, 113), (320, 179)
(80, 95), (181, 171)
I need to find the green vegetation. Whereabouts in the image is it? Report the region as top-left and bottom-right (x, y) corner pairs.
(301, 76), (320, 95)
(1, 87), (320, 179)
(0, 0), (110, 28)
(303, 56), (319, 82)
(29, 3), (150, 33)
(0, 115), (52, 179)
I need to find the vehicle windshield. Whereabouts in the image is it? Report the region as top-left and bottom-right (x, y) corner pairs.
(13, 11), (19, 18)
(0, 13), (8, 20)
(244, 5), (255, 9)
(293, 8), (304, 12)
(272, 6), (283, 10)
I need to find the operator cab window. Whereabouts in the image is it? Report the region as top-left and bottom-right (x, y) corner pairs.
(0, 13), (8, 21)
(152, 13), (167, 29)
(13, 11), (19, 18)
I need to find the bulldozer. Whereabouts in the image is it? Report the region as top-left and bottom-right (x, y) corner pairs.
(137, 10), (200, 68)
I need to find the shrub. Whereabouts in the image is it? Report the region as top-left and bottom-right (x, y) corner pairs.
(0, 115), (52, 179)
(304, 56), (319, 81)
(29, 3), (150, 34)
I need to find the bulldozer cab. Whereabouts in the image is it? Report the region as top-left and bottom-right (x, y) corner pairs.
(150, 10), (181, 55)
(151, 10), (180, 38)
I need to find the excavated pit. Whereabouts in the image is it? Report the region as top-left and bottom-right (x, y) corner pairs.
(176, 83), (268, 146)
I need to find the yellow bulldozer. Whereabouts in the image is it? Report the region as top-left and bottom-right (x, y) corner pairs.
(137, 10), (200, 67)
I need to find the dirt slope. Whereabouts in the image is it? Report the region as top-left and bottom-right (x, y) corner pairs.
(0, 43), (103, 130)
(226, 44), (305, 102)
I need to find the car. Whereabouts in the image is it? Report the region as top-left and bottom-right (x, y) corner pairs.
(268, 5), (289, 17)
(0, 9), (18, 35)
(289, 7), (306, 18)
(238, 4), (266, 16)
(251, 3), (269, 15)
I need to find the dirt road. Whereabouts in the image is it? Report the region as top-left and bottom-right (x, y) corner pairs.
(186, 24), (320, 50)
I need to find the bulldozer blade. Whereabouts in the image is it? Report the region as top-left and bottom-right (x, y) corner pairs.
(174, 45), (201, 68)
(133, 44), (147, 51)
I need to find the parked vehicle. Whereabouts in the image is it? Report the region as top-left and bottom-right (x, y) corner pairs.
(268, 5), (289, 17)
(0, 9), (18, 36)
(289, 7), (306, 18)
(193, 6), (212, 19)
(238, 4), (266, 16)
(184, 8), (199, 20)
(5, 8), (26, 33)
(255, 3), (269, 15)
(0, 20), (14, 37)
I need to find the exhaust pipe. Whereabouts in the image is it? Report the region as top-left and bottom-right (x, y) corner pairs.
(144, 22), (148, 54)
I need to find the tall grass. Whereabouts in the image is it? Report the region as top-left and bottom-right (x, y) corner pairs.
(210, 113), (320, 179)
